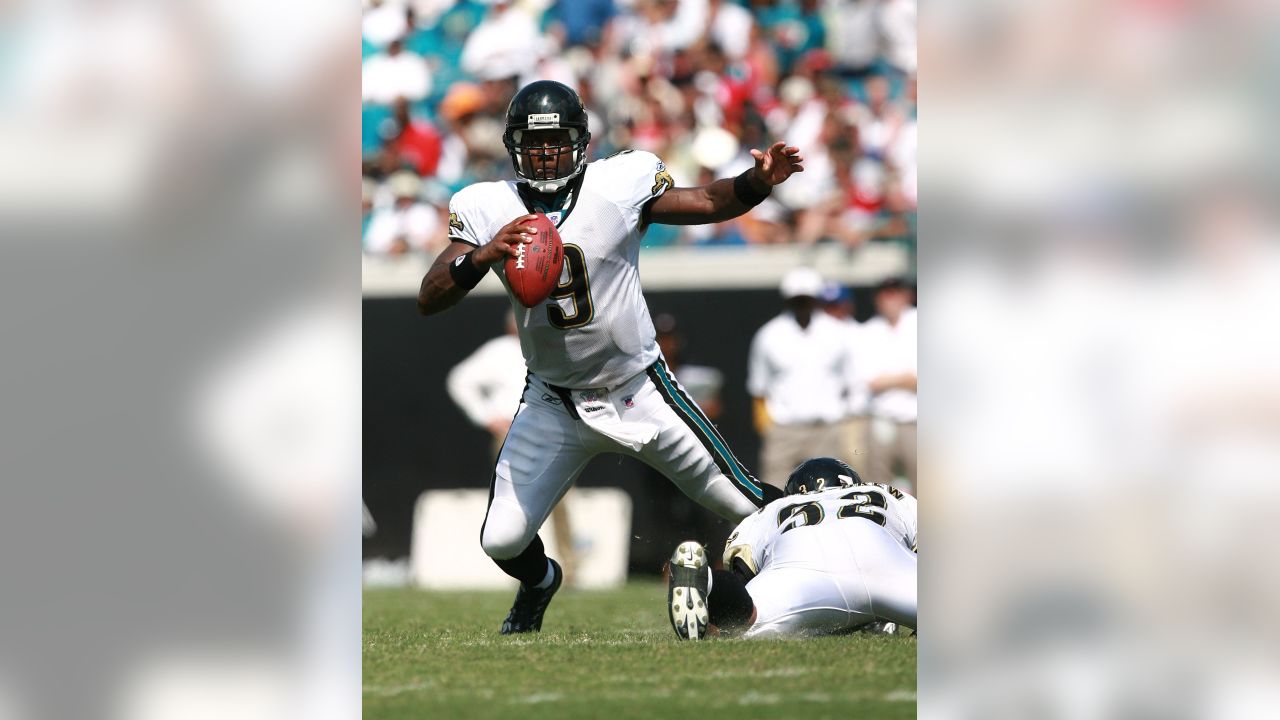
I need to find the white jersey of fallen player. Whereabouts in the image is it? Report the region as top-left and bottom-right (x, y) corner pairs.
(447, 150), (675, 389)
(722, 483), (918, 637)
(725, 483), (917, 572)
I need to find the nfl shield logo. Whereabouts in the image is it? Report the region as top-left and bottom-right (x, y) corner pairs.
(623, 395), (635, 408)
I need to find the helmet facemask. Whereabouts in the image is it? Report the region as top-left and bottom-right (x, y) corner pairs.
(504, 119), (591, 193)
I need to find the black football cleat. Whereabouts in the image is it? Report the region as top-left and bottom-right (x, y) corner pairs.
(500, 559), (563, 634)
(667, 541), (711, 641)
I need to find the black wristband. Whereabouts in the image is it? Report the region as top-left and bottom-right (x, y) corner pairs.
(448, 250), (486, 290)
(733, 170), (772, 207)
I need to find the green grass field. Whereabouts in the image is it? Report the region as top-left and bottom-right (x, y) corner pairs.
(364, 581), (916, 720)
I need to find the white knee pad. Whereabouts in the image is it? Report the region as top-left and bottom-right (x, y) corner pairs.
(480, 499), (534, 560)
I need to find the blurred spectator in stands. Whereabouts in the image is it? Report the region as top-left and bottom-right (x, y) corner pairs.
(363, 171), (443, 256)
(435, 82), (494, 190)
(363, 0), (409, 49)
(404, 0), (487, 102)
(362, 178), (376, 244)
(748, 268), (858, 489)
(851, 74), (905, 160)
(362, 39), (431, 106)
(522, 35), (582, 91)
(478, 74), (520, 117)
(614, 0), (708, 59)
(460, 0), (542, 83)
(447, 311), (580, 584)
(822, 282), (872, 467)
(859, 277), (917, 492)
(410, 0), (461, 31)
(888, 74), (917, 210)
(742, 17), (782, 92)
(707, 0), (753, 61)
(547, 0), (618, 50)
(383, 98), (443, 176)
(824, 0), (880, 77)
(792, 113), (859, 246)
(879, 0), (917, 75)
(571, 69), (612, 157)
(689, 43), (753, 131)
(360, 0), (918, 251)
(765, 74), (811, 139)
(846, 156), (889, 241)
(792, 93), (911, 251)
(751, 0), (824, 76)
(779, 80), (844, 237)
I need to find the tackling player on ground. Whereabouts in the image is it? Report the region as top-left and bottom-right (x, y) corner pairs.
(668, 457), (917, 640)
(417, 80), (804, 634)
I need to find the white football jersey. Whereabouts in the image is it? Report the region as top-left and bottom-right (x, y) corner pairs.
(447, 150), (675, 389)
(723, 483), (918, 577)
(722, 483), (918, 635)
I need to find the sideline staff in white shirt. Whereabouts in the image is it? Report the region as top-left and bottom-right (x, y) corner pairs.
(446, 311), (525, 457)
(748, 268), (858, 489)
(859, 278), (917, 492)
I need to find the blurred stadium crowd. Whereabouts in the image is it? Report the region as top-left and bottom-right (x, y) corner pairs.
(361, 0), (917, 256)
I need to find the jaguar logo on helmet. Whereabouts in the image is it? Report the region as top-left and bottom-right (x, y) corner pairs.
(503, 81), (592, 194)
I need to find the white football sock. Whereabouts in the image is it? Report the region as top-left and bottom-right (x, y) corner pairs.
(533, 560), (556, 590)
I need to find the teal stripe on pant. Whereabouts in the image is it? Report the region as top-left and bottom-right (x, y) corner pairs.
(646, 361), (764, 503)
(655, 358), (761, 491)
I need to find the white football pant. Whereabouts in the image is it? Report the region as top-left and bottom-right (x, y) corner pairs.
(743, 519), (917, 638)
(480, 359), (766, 560)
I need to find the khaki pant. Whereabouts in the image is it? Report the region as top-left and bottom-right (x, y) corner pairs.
(761, 421), (849, 490)
(866, 418), (917, 494)
(840, 416), (871, 472)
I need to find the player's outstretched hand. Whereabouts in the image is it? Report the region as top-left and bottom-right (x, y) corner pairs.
(749, 142), (804, 186)
(473, 214), (538, 267)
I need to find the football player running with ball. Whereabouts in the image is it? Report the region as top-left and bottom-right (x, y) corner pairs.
(417, 80), (804, 634)
(667, 457), (917, 640)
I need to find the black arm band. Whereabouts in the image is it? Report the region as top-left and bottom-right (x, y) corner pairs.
(733, 171), (772, 207)
(448, 251), (486, 290)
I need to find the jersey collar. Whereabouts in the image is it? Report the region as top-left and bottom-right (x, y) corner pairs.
(516, 168), (586, 229)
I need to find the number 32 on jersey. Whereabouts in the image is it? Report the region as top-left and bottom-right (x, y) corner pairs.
(547, 244), (593, 329)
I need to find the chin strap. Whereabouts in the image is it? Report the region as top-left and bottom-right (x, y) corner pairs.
(528, 164), (584, 194)
(529, 177), (570, 193)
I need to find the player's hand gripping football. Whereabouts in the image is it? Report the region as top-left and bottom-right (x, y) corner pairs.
(472, 214), (538, 267)
(749, 142), (804, 186)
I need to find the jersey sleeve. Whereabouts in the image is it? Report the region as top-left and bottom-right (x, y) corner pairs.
(596, 149), (674, 213)
(722, 508), (773, 577)
(445, 189), (484, 247)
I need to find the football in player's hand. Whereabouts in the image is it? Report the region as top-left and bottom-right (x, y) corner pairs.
(505, 212), (564, 308)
